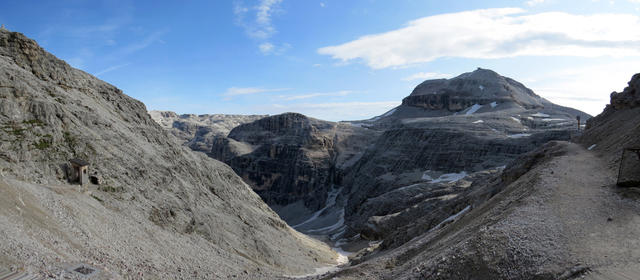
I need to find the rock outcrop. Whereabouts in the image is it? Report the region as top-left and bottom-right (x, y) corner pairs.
(0, 29), (338, 278)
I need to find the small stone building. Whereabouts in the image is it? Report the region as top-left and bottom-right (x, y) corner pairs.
(69, 158), (89, 185)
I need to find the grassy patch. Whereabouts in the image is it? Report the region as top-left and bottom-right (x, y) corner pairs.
(22, 119), (44, 126)
(91, 194), (103, 202)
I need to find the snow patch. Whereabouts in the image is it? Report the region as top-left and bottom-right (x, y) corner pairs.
(479, 85), (485, 90)
(465, 104), (482, 115)
(510, 117), (521, 123)
(472, 120), (484, 124)
(490, 101), (497, 108)
(541, 118), (566, 122)
(292, 187), (341, 229)
(421, 172), (433, 180)
(588, 144), (597, 151)
(429, 205), (471, 232)
(508, 133), (532, 138)
(430, 171), (468, 183)
(531, 112), (550, 118)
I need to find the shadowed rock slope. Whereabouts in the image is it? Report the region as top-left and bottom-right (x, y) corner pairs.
(0, 29), (338, 279)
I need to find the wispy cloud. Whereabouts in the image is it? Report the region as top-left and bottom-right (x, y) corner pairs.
(278, 90), (356, 101)
(318, 8), (640, 69)
(95, 63), (131, 76)
(119, 31), (166, 56)
(234, 0), (289, 55)
(234, 0), (283, 39)
(223, 87), (291, 97)
(259, 42), (291, 55)
(402, 72), (452, 81)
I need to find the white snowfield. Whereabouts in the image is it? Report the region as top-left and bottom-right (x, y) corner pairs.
(423, 171), (468, 183)
(429, 205), (471, 233)
(473, 120), (484, 124)
(490, 101), (497, 108)
(510, 116), (521, 123)
(508, 133), (532, 138)
(531, 112), (550, 118)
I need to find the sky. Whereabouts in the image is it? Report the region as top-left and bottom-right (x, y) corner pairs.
(1, 0), (640, 121)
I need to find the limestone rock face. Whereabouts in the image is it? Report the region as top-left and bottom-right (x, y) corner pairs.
(0, 30), (336, 278)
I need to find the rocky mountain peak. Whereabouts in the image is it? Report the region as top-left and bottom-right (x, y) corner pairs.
(228, 112), (335, 145)
(404, 68), (545, 112)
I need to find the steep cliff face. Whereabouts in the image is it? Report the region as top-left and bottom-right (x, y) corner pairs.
(210, 113), (375, 215)
(0, 30), (337, 278)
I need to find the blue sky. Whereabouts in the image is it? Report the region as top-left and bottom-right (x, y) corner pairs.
(2, 0), (640, 121)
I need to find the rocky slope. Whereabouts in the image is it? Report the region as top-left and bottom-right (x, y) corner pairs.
(320, 72), (640, 280)
(0, 29), (340, 279)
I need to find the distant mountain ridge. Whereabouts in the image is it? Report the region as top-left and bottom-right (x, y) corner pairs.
(156, 67), (591, 254)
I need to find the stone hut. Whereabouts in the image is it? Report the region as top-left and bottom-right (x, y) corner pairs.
(69, 158), (89, 185)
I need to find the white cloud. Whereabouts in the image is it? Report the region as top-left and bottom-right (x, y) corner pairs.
(320, 2), (326, 7)
(526, 0), (546, 6)
(223, 87), (290, 97)
(278, 90), (355, 101)
(259, 42), (275, 53)
(402, 72), (452, 81)
(318, 8), (640, 69)
(258, 42), (291, 55)
(527, 60), (640, 116)
(234, 0), (283, 39)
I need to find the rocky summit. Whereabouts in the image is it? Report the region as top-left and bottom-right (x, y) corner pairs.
(0, 29), (340, 279)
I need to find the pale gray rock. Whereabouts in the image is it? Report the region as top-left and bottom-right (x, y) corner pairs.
(149, 110), (266, 153)
(0, 29), (338, 279)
